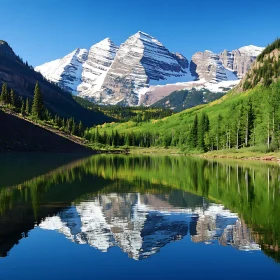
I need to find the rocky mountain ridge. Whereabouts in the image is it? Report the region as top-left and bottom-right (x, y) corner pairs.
(35, 32), (264, 106)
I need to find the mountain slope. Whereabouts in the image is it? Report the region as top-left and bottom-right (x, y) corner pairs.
(0, 109), (91, 152)
(78, 38), (119, 98)
(240, 39), (280, 90)
(0, 41), (111, 126)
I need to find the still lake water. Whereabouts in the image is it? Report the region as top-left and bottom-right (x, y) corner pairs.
(0, 154), (280, 279)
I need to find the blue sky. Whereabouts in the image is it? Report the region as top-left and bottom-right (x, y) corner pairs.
(1, 0), (279, 66)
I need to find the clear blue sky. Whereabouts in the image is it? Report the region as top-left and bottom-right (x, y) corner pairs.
(1, 0), (279, 66)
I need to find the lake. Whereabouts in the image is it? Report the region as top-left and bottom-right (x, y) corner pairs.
(0, 154), (280, 279)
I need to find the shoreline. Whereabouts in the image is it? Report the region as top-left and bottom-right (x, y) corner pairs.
(117, 147), (280, 164)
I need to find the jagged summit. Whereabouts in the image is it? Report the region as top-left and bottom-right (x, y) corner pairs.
(95, 37), (114, 47)
(133, 31), (164, 46)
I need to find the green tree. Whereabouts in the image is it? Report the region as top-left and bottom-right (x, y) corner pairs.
(21, 99), (25, 116)
(1, 83), (8, 104)
(189, 114), (198, 149)
(198, 113), (210, 151)
(25, 98), (30, 115)
(78, 121), (84, 137)
(10, 89), (15, 107)
(31, 82), (44, 120)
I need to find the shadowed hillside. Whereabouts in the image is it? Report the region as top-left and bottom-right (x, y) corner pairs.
(0, 109), (93, 153)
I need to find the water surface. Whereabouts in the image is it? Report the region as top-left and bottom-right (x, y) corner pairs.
(0, 154), (279, 279)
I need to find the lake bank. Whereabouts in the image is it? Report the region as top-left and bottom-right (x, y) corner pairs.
(125, 147), (280, 164)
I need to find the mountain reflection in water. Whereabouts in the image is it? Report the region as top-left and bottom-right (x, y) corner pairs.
(39, 192), (260, 260)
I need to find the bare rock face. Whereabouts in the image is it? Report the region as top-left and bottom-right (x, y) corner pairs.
(190, 45), (264, 83)
(191, 51), (228, 83)
(219, 46), (264, 78)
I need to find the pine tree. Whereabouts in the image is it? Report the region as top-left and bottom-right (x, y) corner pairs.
(78, 121), (84, 137)
(21, 99), (25, 116)
(31, 82), (44, 119)
(245, 98), (255, 146)
(216, 114), (223, 150)
(1, 83), (8, 104)
(25, 98), (30, 115)
(198, 113), (209, 151)
(95, 127), (100, 143)
(10, 88), (15, 107)
(189, 115), (198, 149)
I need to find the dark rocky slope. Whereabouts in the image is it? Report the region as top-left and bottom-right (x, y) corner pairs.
(0, 110), (92, 153)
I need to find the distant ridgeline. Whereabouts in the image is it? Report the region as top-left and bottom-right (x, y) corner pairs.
(86, 38), (280, 153)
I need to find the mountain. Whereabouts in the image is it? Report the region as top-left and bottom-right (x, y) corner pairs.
(0, 40), (111, 126)
(94, 32), (190, 106)
(35, 33), (263, 107)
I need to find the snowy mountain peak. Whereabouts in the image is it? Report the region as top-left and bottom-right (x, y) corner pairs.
(133, 31), (164, 47)
(93, 37), (116, 49)
(238, 45), (264, 57)
(35, 48), (88, 94)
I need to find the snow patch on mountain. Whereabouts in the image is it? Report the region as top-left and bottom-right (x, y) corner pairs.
(35, 48), (88, 94)
(238, 45), (264, 57)
(78, 38), (118, 99)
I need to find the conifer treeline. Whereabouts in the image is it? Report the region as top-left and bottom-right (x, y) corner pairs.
(0, 82), (84, 137)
